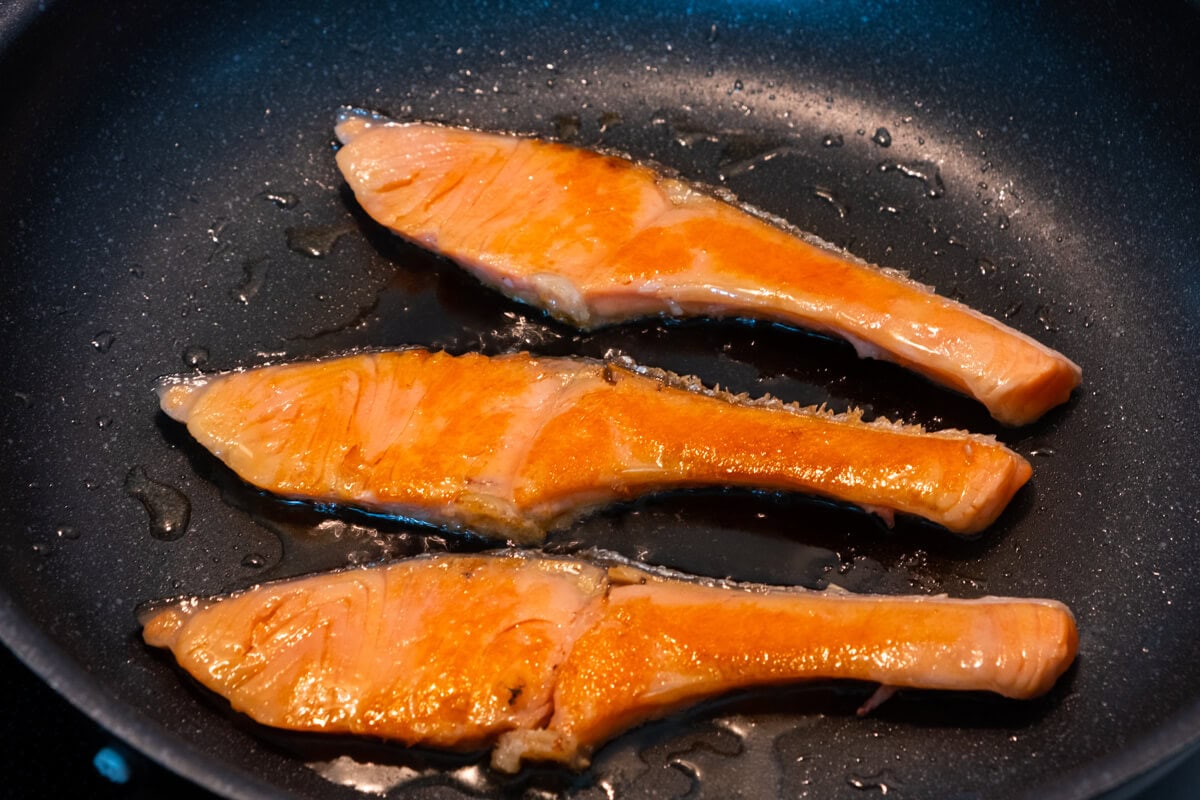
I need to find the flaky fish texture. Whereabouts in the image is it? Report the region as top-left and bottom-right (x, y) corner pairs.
(334, 111), (1081, 426)
(142, 552), (1079, 772)
(159, 349), (1032, 541)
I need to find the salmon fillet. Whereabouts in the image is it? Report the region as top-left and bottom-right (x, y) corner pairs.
(158, 349), (1032, 540)
(333, 111), (1081, 426)
(141, 552), (1078, 772)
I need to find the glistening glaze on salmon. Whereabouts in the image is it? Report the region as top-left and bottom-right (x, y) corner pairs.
(158, 349), (1033, 540)
(333, 111), (1082, 426)
(141, 552), (1079, 772)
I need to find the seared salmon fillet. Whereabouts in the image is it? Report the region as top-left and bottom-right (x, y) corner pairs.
(141, 552), (1078, 772)
(334, 111), (1081, 426)
(158, 349), (1032, 540)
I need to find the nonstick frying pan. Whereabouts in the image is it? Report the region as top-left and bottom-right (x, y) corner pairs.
(2, 1), (1198, 797)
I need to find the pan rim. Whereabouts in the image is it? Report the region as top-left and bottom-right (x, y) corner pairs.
(0, 588), (284, 800)
(0, 0), (43, 51)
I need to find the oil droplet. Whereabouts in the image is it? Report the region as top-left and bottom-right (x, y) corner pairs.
(490, 310), (564, 348)
(871, 127), (892, 147)
(207, 218), (230, 243)
(346, 549), (373, 565)
(1035, 304), (1058, 332)
(286, 223), (354, 258)
(258, 190), (299, 209)
(1005, 300), (1023, 318)
(848, 768), (900, 794)
(124, 466), (191, 541)
(1030, 447), (1056, 457)
(55, 525), (80, 540)
(718, 143), (798, 179)
(598, 111), (624, 132)
(91, 331), (116, 353)
(553, 113), (582, 141)
(713, 130), (802, 180)
(812, 187), (848, 219)
(670, 119), (719, 148)
(997, 213), (1010, 230)
(977, 257), (996, 277)
(732, 79), (744, 92)
(822, 133), (844, 147)
(232, 257), (269, 304)
(241, 553), (266, 568)
(31, 542), (53, 557)
(878, 161), (944, 198)
(96, 415), (113, 429)
(182, 345), (210, 368)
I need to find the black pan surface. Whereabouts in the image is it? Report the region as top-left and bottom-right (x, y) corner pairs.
(1, 1), (1198, 798)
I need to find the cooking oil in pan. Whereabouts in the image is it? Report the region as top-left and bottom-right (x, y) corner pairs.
(181, 345), (210, 368)
(877, 161), (945, 199)
(847, 767), (902, 795)
(232, 257), (269, 304)
(124, 466), (191, 541)
(257, 190), (300, 209)
(90, 330), (116, 353)
(285, 221), (356, 258)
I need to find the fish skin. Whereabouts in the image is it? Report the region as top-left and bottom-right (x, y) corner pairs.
(333, 111), (1081, 426)
(158, 349), (1032, 539)
(141, 552), (1078, 772)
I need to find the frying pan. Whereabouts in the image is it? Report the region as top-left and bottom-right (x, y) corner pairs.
(2, 0), (1198, 797)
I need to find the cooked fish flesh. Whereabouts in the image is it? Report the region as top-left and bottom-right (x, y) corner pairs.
(158, 349), (1033, 541)
(334, 111), (1081, 426)
(142, 552), (1078, 772)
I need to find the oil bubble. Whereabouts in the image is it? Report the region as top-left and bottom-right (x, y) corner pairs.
(183, 346), (210, 368)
